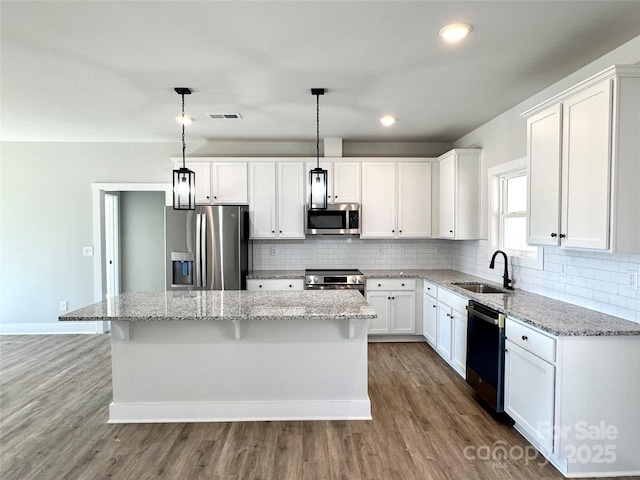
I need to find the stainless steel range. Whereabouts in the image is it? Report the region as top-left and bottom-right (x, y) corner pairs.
(304, 269), (365, 295)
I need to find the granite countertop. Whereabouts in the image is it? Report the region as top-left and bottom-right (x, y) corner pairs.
(248, 268), (640, 336)
(246, 270), (305, 280)
(59, 290), (377, 322)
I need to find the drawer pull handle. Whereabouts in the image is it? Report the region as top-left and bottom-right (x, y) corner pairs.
(522, 335), (528, 341)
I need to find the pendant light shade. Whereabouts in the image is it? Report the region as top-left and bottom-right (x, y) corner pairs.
(309, 88), (328, 210)
(173, 87), (196, 210)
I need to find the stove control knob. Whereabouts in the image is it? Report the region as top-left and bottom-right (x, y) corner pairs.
(314, 276), (319, 283)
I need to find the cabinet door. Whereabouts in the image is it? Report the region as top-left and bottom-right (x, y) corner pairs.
(504, 340), (555, 453)
(211, 162), (248, 204)
(366, 291), (390, 333)
(305, 161), (333, 204)
(561, 80), (612, 250)
(423, 294), (438, 347)
(361, 162), (397, 238)
(436, 302), (452, 361)
(185, 162), (212, 204)
(398, 162), (432, 238)
(278, 162), (305, 238)
(248, 162), (276, 238)
(438, 155), (456, 238)
(527, 105), (562, 246)
(451, 307), (467, 377)
(390, 291), (415, 333)
(333, 162), (361, 203)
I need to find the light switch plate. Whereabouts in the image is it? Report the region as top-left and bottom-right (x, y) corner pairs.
(628, 270), (638, 290)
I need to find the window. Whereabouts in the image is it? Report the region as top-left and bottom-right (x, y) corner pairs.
(488, 158), (542, 270)
(500, 172), (537, 257)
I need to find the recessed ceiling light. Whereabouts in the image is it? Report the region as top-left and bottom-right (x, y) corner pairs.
(439, 23), (472, 43)
(175, 115), (192, 125)
(379, 115), (397, 127)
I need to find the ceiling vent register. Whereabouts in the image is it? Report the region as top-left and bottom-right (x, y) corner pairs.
(207, 113), (242, 119)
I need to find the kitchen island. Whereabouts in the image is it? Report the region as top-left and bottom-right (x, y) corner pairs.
(60, 290), (376, 423)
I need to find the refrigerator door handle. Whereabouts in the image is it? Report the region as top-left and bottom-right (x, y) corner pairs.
(200, 213), (207, 288)
(195, 213), (202, 288)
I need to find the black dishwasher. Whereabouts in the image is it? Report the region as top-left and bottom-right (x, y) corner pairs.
(466, 301), (509, 416)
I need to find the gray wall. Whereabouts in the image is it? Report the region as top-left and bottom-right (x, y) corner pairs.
(119, 191), (165, 293)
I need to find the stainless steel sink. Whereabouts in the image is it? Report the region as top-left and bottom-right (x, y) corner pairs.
(452, 283), (506, 294)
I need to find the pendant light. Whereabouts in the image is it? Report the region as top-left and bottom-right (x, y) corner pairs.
(309, 88), (328, 210)
(173, 87), (196, 210)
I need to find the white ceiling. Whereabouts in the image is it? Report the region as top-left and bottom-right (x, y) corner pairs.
(2, 1), (640, 144)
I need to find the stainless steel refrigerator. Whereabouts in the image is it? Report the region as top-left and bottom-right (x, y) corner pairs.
(165, 205), (252, 290)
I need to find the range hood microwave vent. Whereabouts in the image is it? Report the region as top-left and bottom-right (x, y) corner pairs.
(207, 113), (242, 119)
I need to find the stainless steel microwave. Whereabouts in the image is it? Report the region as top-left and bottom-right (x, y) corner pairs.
(305, 203), (361, 235)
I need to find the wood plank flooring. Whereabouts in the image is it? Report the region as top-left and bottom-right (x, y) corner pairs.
(0, 335), (631, 480)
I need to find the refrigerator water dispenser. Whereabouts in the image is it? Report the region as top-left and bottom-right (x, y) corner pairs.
(171, 252), (194, 287)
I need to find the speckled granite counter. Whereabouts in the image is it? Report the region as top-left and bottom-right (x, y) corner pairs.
(247, 268), (640, 336)
(59, 290), (376, 322)
(246, 270), (305, 280)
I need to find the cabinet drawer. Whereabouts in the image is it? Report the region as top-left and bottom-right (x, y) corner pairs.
(366, 278), (416, 291)
(506, 318), (556, 364)
(423, 280), (437, 297)
(246, 279), (304, 291)
(437, 287), (467, 313)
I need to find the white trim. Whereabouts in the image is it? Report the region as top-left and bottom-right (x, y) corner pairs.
(108, 399), (372, 424)
(488, 158), (544, 271)
(0, 322), (107, 335)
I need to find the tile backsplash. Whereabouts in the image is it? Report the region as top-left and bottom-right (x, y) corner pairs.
(253, 238), (451, 270)
(253, 238), (640, 324)
(451, 240), (640, 324)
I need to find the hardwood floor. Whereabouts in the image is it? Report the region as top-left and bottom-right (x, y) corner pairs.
(0, 335), (628, 480)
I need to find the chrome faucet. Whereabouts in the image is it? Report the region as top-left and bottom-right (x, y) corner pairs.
(489, 250), (514, 290)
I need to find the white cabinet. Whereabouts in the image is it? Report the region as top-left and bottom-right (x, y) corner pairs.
(246, 279), (304, 291)
(523, 65), (640, 252)
(504, 316), (640, 477)
(333, 161), (361, 203)
(437, 149), (480, 239)
(211, 162), (248, 204)
(185, 161), (212, 204)
(422, 280), (438, 348)
(366, 279), (416, 335)
(361, 161), (433, 239)
(184, 161), (248, 204)
(434, 287), (467, 377)
(248, 161), (305, 239)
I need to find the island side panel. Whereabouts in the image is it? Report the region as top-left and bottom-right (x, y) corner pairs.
(109, 318), (370, 423)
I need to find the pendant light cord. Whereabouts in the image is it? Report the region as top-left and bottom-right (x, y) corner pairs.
(181, 93), (187, 169)
(316, 92), (320, 170)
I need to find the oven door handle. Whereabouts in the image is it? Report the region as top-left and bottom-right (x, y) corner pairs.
(466, 305), (500, 326)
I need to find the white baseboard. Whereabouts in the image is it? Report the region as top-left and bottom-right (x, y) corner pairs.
(108, 399), (372, 423)
(0, 322), (109, 335)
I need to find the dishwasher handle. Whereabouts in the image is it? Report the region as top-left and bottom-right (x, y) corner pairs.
(466, 304), (500, 326)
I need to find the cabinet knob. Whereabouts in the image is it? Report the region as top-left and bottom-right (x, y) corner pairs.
(279, 230), (282, 233)
(401, 283), (405, 286)
(433, 304), (436, 308)
(206, 195), (210, 199)
(392, 229), (395, 233)
(214, 196), (217, 199)
(551, 233), (557, 238)
(391, 296), (395, 300)
(378, 284), (381, 287)
(259, 285), (262, 288)
(522, 335), (528, 341)
(289, 284), (292, 288)
(272, 230), (275, 233)
(334, 195), (338, 198)
(559, 233), (566, 238)
(449, 230), (454, 233)
(388, 297), (391, 300)
(399, 230), (402, 233)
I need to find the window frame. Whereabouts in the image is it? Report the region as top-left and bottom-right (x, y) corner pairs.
(488, 158), (543, 271)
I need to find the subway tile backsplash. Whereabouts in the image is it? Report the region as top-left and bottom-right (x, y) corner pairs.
(253, 238), (640, 324)
(253, 238), (451, 270)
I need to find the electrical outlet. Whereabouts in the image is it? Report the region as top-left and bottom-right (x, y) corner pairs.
(435, 247), (442, 255)
(270, 247), (277, 256)
(83, 246), (93, 257)
(400, 247), (405, 256)
(560, 261), (568, 276)
(628, 270), (638, 291)
(60, 301), (68, 311)
(377, 247), (384, 255)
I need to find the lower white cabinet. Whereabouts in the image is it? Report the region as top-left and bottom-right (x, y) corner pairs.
(434, 288), (467, 377)
(503, 316), (640, 477)
(366, 279), (416, 335)
(246, 279), (304, 291)
(422, 285), (438, 347)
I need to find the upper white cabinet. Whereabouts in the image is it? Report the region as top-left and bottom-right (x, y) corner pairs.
(333, 162), (361, 203)
(524, 65), (640, 252)
(184, 161), (248, 205)
(361, 161), (433, 239)
(248, 161), (305, 239)
(437, 149), (480, 240)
